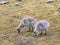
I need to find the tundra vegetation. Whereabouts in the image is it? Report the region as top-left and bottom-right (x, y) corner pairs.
(0, 0), (60, 45)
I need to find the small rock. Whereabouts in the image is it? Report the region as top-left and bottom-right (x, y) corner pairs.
(15, 2), (19, 6)
(8, 5), (15, 10)
(15, 42), (24, 45)
(17, 35), (27, 39)
(0, 1), (9, 4)
(17, 35), (32, 40)
(3, 12), (8, 16)
(18, 0), (22, 1)
(46, 0), (54, 3)
(17, 35), (23, 39)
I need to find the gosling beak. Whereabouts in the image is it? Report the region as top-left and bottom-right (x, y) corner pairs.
(17, 29), (20, 34)
(34, 32), (37, 36)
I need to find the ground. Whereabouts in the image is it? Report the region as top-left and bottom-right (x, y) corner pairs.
(0, 0), (60, 45)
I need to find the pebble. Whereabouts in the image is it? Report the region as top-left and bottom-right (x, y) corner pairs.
(3, 12), (8, 16)
(46, 0), (54, 3)
(15, 2), (19, 6)
(15, 42), (24, 45)
(17, 35), (32, 40)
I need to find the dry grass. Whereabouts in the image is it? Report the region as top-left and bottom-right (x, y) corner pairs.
(0, 0), (60, 45)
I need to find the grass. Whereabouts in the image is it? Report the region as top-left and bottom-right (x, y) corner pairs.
(0, 0), (60, 45)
